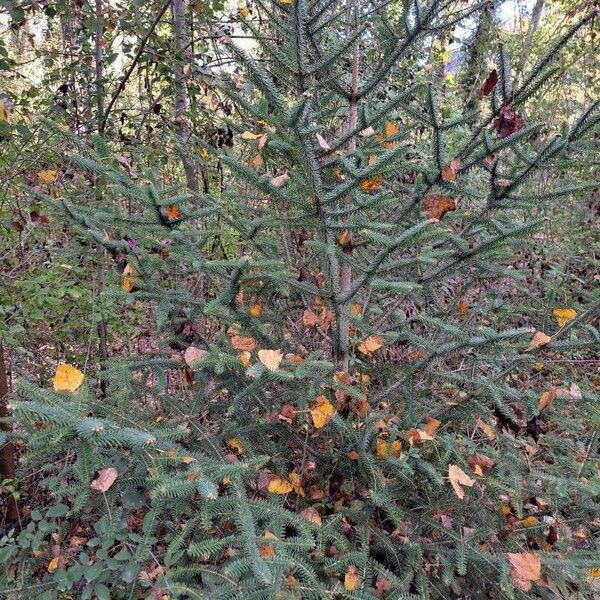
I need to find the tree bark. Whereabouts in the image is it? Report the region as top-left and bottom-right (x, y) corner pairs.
(0, 341), (18, 521)
(337, 0), (360, 372)
(173, 0), (199, 191)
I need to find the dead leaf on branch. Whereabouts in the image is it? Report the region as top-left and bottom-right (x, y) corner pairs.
(52, 363), (85, 393)
(423, 195), (456, 221)
(479, 69), (498, 98)
(90, 467), (118, 493)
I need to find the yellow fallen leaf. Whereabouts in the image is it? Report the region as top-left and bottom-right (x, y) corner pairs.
(344, 565), (361, 591)
(376, 438), (389, 458)
(553, 307), (576, 328)
(53, 363), (85, 393)
(227, 437), (244, 454)
(47, 556), (61, 573)
(268, 475), (293, 494)
(38, 169), (58, 184)
(310, 395), (335, 429)
(240, 350), (252, 369)
(357, 335), (383, 356)
(448, 464), (475, 500)
(122, 263), (140, 293)
(588, 567), (600, 578)
(476, 418), (496, 440)
(240, 130), (262, 140)
(0, 100), (10, 122)
(258, 349), (283, 371)
(288, 472), (305, 497)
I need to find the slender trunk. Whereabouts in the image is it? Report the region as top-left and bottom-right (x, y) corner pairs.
(337, 0), (360, 372)
(173, 0), (199, 191)
(95, 0), (105, 127)
(95, 1), (109, 398)
(0, 342), (18, 521)
(515, 0), (545, 85)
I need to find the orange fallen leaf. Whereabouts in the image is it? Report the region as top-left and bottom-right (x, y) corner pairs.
(90, 467), (118, 493)
(458, 300), (469, 316)
(288, 472), (305, 497)
(248, 154), (263, 169)
(357, 335), (383, 356)
(303, 309), (321, 327)
(38, 169), (58, 184)
(240, 351), (252, 369)
(250, 303), (262, 317)
(258, 349), (283, 371)
(476, 418), (496, 440)
(310, 395), (335, 429)
(165, 205), (183, 219)
(538, 389), (555, 412)
(408, 428), (434, 446)
(360, 177), (383, 191)
(53, 363), (85, 393)
(423, 195), (456, 220)
(441, 157), (461, 182)
(448, 464), (475, 500)
(424, 417), (441, 436)
(507, 552), (541, 591)
(528, 331), (551, 350)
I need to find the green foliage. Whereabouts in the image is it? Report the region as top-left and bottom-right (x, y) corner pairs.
(3, 1), (600, 599)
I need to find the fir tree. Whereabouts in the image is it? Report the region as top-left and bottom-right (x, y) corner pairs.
(6, 1), (600, 598)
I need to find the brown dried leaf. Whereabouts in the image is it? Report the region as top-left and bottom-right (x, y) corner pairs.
(231, 335), (257, 352)
(90, 467), (118, 493)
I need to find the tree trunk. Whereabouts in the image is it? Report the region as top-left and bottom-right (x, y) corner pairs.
(0, 342), (18, 521)
(173, 0), (199, 192)
(337, 0), (360, 372)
